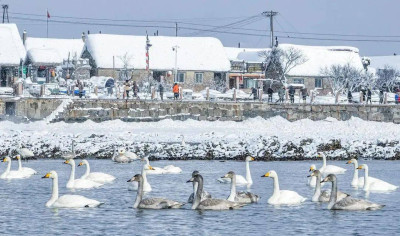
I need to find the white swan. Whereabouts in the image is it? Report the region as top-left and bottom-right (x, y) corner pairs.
(308, 165), (325, 187)
(128, 174), (185, 209)
(346, 159), (379, 188)
(42, 171), (103, 208)
(357, 164), (398, 192)
(16, 143), (34, 158)
(78, 160), (115, 184)
(321, 174), (385, 210)
(217, 156), (254, 185)
(64, 159), (103, 189)
(1, 156), (31, 179)
(309, 170), (349, 202)
(318, 152), (346, 175)
(112, 147), (139, 163)
(128, 164), (154, 192)
(141, 156), (182, 174)
(14, 155), (37, 176)
(188, 174), (245, 210)
(188, 171), (212, 203)
(261, 170), (306, 205)
(223, 171), (259, 203)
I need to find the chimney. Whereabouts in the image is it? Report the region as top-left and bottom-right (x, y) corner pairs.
(23, 29), (27, 45)
(87, 30), (90, 35)
(81, 32), (86, 42)
(99, 30), (101, 34)
(238, 42), (241, 48)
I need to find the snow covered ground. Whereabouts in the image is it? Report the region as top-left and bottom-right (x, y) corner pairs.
(1, 116), (400, 160)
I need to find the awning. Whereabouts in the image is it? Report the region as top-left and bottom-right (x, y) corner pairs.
(229, 73), (265, 78)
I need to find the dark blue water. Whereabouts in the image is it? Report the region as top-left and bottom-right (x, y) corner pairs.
(0, 160), (399, 235)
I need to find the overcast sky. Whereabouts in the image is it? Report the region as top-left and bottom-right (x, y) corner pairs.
(4, 0), (399, 56)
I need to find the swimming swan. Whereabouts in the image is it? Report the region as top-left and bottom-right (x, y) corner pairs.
(14, 155), (37, 176)
(357, 164), (398, 192)
(188, 171), (212, 203)
(78, 160), (115, 184)
(308, 164), (325, 187)
(128, 174), (184, 209)
(318, 152), (346, 175)
(223, 171), (259, 203)
(42, 171), (103, 208)
(261, 170), (306, 205)
(218, 156), (254, 185)
(188, 174), (245, 210)
(64, 159), (103, 189)
(309, 170), (349, 202)
(112, 147), (139, 163)
(16, 143), (34, 158)
(128, 164), (155, 192)
(321, 174), (385, 210)
(1, 157), (31, 179)
(141, 156), (182, 174)
(346, 159), (379, 188)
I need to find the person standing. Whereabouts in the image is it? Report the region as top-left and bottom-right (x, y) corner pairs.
(366, 88), (372, 104)
(251, 86), (258, 101)
(277, 87), (285, 103)
(132, 81), (139, 98)
(347, 90), (353, 103)
(77, 80), (84, 98)
(379, 89), (384, 104)
(361, 87), (366, 103)
(301, 87), (308, 104)
(124, 80), (131, 99)
(267, 87), (274, 103)
(173, 83), (179, 100)
(289, 86), (295, 103)
(159, 83), (164, 101)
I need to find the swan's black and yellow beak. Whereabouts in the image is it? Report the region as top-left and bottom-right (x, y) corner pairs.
(2, 158), (7, 163)
(307, 175), (311, 178)
(186, 177), (194, 183)
(317, 154), (322, 158)
(261, 172), (270, 178)
(16, 155), (20, 160)
(309, 167), (315, 172)
(346, 160), (352, 164)
(356, 166), (363, 170)
(149, 165), (155, 170)
(321, 177), (329, 183)
(78, 162), (83, 166)
(42, 173), (51, 179)
(64, 160), (70, 164)
(251, 157), (255, 161)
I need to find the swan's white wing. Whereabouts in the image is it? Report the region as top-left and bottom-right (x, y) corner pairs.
(162, 165), (182, 174)
(87, 172), (115, 184)
(324, 165), (346, 175)
(368, 180), (399, 191)
(4, 170), (31, 179)
(73, 179), (103, 189)
(235, 175), (248, 185)
(21, 167), (37, 175)
(19, 148), (34, 157)
(273, 190), (306, 205)
(52, 195), (102, 208)
(146, 167), (166, 175)
(125, 151), (139, 160)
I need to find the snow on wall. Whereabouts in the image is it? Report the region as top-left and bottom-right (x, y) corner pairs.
(0, 24), (26, 66)
(84, 34), (231, 71)
(25, 37), (84, 64)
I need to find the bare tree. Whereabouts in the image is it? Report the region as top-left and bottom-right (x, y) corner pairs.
(321, 63), (363, 104)
(260, 46), (308, 84)
(376, 65), (398, 92)
(118, 52), (133, 81)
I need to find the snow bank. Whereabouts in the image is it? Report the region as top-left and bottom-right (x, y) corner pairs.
(1, 116), (400, 160)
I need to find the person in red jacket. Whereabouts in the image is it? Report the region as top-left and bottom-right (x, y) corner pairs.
(173, 83), (179, 100)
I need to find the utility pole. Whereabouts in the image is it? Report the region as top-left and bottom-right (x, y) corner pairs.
(2, 4), (9, 23)
(262, 11), (278, 48)
(172, 45), (179, 82)
(175, 22), (178, 37)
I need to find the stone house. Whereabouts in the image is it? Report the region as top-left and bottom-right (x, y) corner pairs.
(225, 44), (364, 94)
(81, 34), (231, 92)
(24, 34), (87, 83)
(0, 24), (26, 89)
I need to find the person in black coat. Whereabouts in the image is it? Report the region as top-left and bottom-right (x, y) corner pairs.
(159, 83), (164, 101)
(367, 88), (372, 104)
(251, 87), (258, 101)
(347, 90), (353, 103)
(267, 87), (274, 103)
(288, 86), (295, 103)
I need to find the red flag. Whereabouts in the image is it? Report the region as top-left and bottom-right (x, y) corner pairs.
(47, 10), (50, 19)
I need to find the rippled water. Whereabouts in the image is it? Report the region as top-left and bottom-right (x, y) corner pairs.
(0, 159), (399, 235)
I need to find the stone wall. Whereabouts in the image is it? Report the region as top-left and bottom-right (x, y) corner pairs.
(0, 98), (62, 121)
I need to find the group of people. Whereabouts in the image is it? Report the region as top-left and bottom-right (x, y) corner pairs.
(123, 80), (140, 99)
(66, 79), (85, 98)
(251, 85), (309, 104)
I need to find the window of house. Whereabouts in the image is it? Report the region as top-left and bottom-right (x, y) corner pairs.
(244, 78), (256, 89)
(293, 78), (304, 84)
(315, 78), (323, 88)
(174, 72), (185, 83)
(195, 73), (203, 84)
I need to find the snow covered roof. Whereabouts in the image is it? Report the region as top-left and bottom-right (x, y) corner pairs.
(0, 24), (26, 66)
(25, 37), (84, 65)
(369, 55), (400, 71)
(225, 44), (363, 77)
(84, 34), (231, 71)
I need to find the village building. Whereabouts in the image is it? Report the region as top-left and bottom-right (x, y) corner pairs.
(225, 44), (364, 94)
(0, 24), (26, 90)
(24, 34), (88, 83)
(81, 34), (231, 92)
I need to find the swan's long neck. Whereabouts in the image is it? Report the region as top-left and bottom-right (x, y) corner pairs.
(145, 158), (150, 166)
(17, 158), (22, 171)
(322, 155), (327, 168)
(67, 163), (75, 187)
(328, 179), (338, 209)
(245, 161), (253, 184)
(47, 176), (59, 207)
(363, 167), (369, 190)
(133, 178), (143, 208)
(352, 161), (358, 185)
(313, 174), (322, 200)
(192, 178), (204, 210)
(228, 175), (237, 201)
(272, 176), (280, 197)
(2, 160), (11, 177)
(83, 162), (90, 179)
(193, 182), (198, 197)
